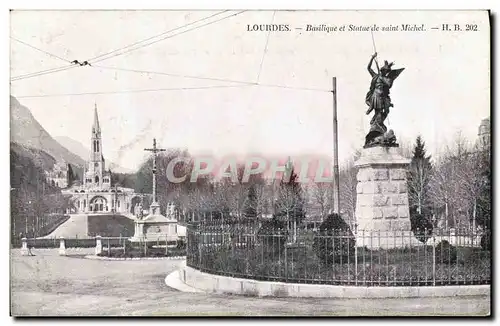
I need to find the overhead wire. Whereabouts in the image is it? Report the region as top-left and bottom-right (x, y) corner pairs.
(255, 11), (275, 84)
(86, 10), (230, 63)
(15, 84), (253, 98)
(11, 64), (78, 81)
(88, 11), (247, 64)
(91, 64), (330, 92)
(10, 37), (71, 63)
(10, 11), (244, 82)
(12, 10), (331, 94)
(10, 37), (76, 81)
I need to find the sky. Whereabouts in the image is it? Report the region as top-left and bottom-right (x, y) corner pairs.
(10, 10), (490, 170)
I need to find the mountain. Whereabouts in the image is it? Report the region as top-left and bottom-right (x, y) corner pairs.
(10, 96), (85, 169)
(54, 136), (133, 174)
(10, 141), (57, 172)
(54, 136), (90, 162)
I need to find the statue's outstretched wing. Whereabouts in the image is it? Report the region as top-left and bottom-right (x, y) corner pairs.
(388, 68), (405, 81)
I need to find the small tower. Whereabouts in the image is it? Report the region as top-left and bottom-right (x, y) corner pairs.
(477, 117), (490, 151)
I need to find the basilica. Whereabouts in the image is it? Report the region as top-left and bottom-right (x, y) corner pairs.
(62, 105), (141, 215)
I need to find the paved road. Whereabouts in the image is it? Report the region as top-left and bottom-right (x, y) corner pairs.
(40, 214), (89, 239)
(10, 249), (491, 316)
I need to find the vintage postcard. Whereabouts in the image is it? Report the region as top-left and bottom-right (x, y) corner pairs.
(10, 9), (491, 316)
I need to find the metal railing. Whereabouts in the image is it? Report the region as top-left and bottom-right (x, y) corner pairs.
(15, 235), (187, 258)
(186, 222), (491, 287)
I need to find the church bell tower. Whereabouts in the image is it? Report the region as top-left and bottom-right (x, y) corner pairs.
(86, 103), (105, 188)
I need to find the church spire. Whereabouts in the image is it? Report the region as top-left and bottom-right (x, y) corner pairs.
(93, 102), (100, 134)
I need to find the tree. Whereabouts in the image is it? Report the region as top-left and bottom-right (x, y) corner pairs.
(135, 148), (194, 216)
(428, 132), (488, 230)
(339, 157), (358, 229)
(408, 136), (433, 216)
(458, 143), (491, 230)
(310, 182), (332, 221)
(243, 183), (258, 219)
(274, 165), (306, 243)
(10, 146), (69, 240)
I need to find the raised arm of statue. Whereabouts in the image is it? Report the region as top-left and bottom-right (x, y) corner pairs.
(367, 53), (377, 77)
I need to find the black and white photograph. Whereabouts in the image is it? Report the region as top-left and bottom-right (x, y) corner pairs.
(9, 8), (492, 317)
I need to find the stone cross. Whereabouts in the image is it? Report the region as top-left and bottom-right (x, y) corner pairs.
(144, 138), (166, 204)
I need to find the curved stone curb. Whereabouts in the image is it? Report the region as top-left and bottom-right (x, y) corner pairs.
(183, 266), (491, 299)
(83, 255), (187, 261)
(14, 248), (94, 251)
(165, 269), (205, 293)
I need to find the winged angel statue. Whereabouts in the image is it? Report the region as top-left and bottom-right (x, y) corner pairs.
(364, 52), (404, 148)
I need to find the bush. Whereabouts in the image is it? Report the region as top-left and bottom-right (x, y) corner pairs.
(177, 239), (186, 250)
(256, 218), (288, 255)
(410, 213), (433, 243)
(435, 240), (457, 264)
(480, 233), (491, 251)
(312, 213), (355, 265)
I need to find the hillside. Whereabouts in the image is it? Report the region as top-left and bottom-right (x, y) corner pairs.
(10, 143), (70, 239)
(10, 96), (85, 169)
(10, 142), (57, 173)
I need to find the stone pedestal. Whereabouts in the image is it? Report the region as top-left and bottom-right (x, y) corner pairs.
(58, 237), (66, 256)
(21, 238), (29, 256)
(129, 201), (179, 243)
(354, 146), (418, 249)
(95, 235), (102, 255)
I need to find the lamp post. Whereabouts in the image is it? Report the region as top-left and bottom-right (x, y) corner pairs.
(27, 200), (32, 237)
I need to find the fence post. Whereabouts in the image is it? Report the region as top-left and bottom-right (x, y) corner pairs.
(59, 237), (66, 256)
(432, 231), (436, 286)
(165, 234), (168, 256)
(284, 229), (288, 282)
(354, 224), (358, 286)
(95, 235), (102, 256)
(21, 237), (29, 256)
(198, 229), (202, 267)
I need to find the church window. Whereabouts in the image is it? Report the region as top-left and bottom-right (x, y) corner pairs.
(118, 200), (121, 208)
(95, 175), (99, 183)
(96, 141), (99, 152)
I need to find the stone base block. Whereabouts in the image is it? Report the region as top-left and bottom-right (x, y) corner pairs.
(355, 231), (424, 250)
(357, 218), (411, 233)
(354, 146), (415, 249)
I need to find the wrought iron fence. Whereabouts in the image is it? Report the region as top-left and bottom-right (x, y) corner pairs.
(186, 222), (491, 287)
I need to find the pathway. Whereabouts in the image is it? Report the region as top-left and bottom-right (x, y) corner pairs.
(10, 249), (491, 316)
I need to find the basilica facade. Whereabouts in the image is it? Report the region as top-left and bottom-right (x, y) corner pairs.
(62, 105), (141, 215)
